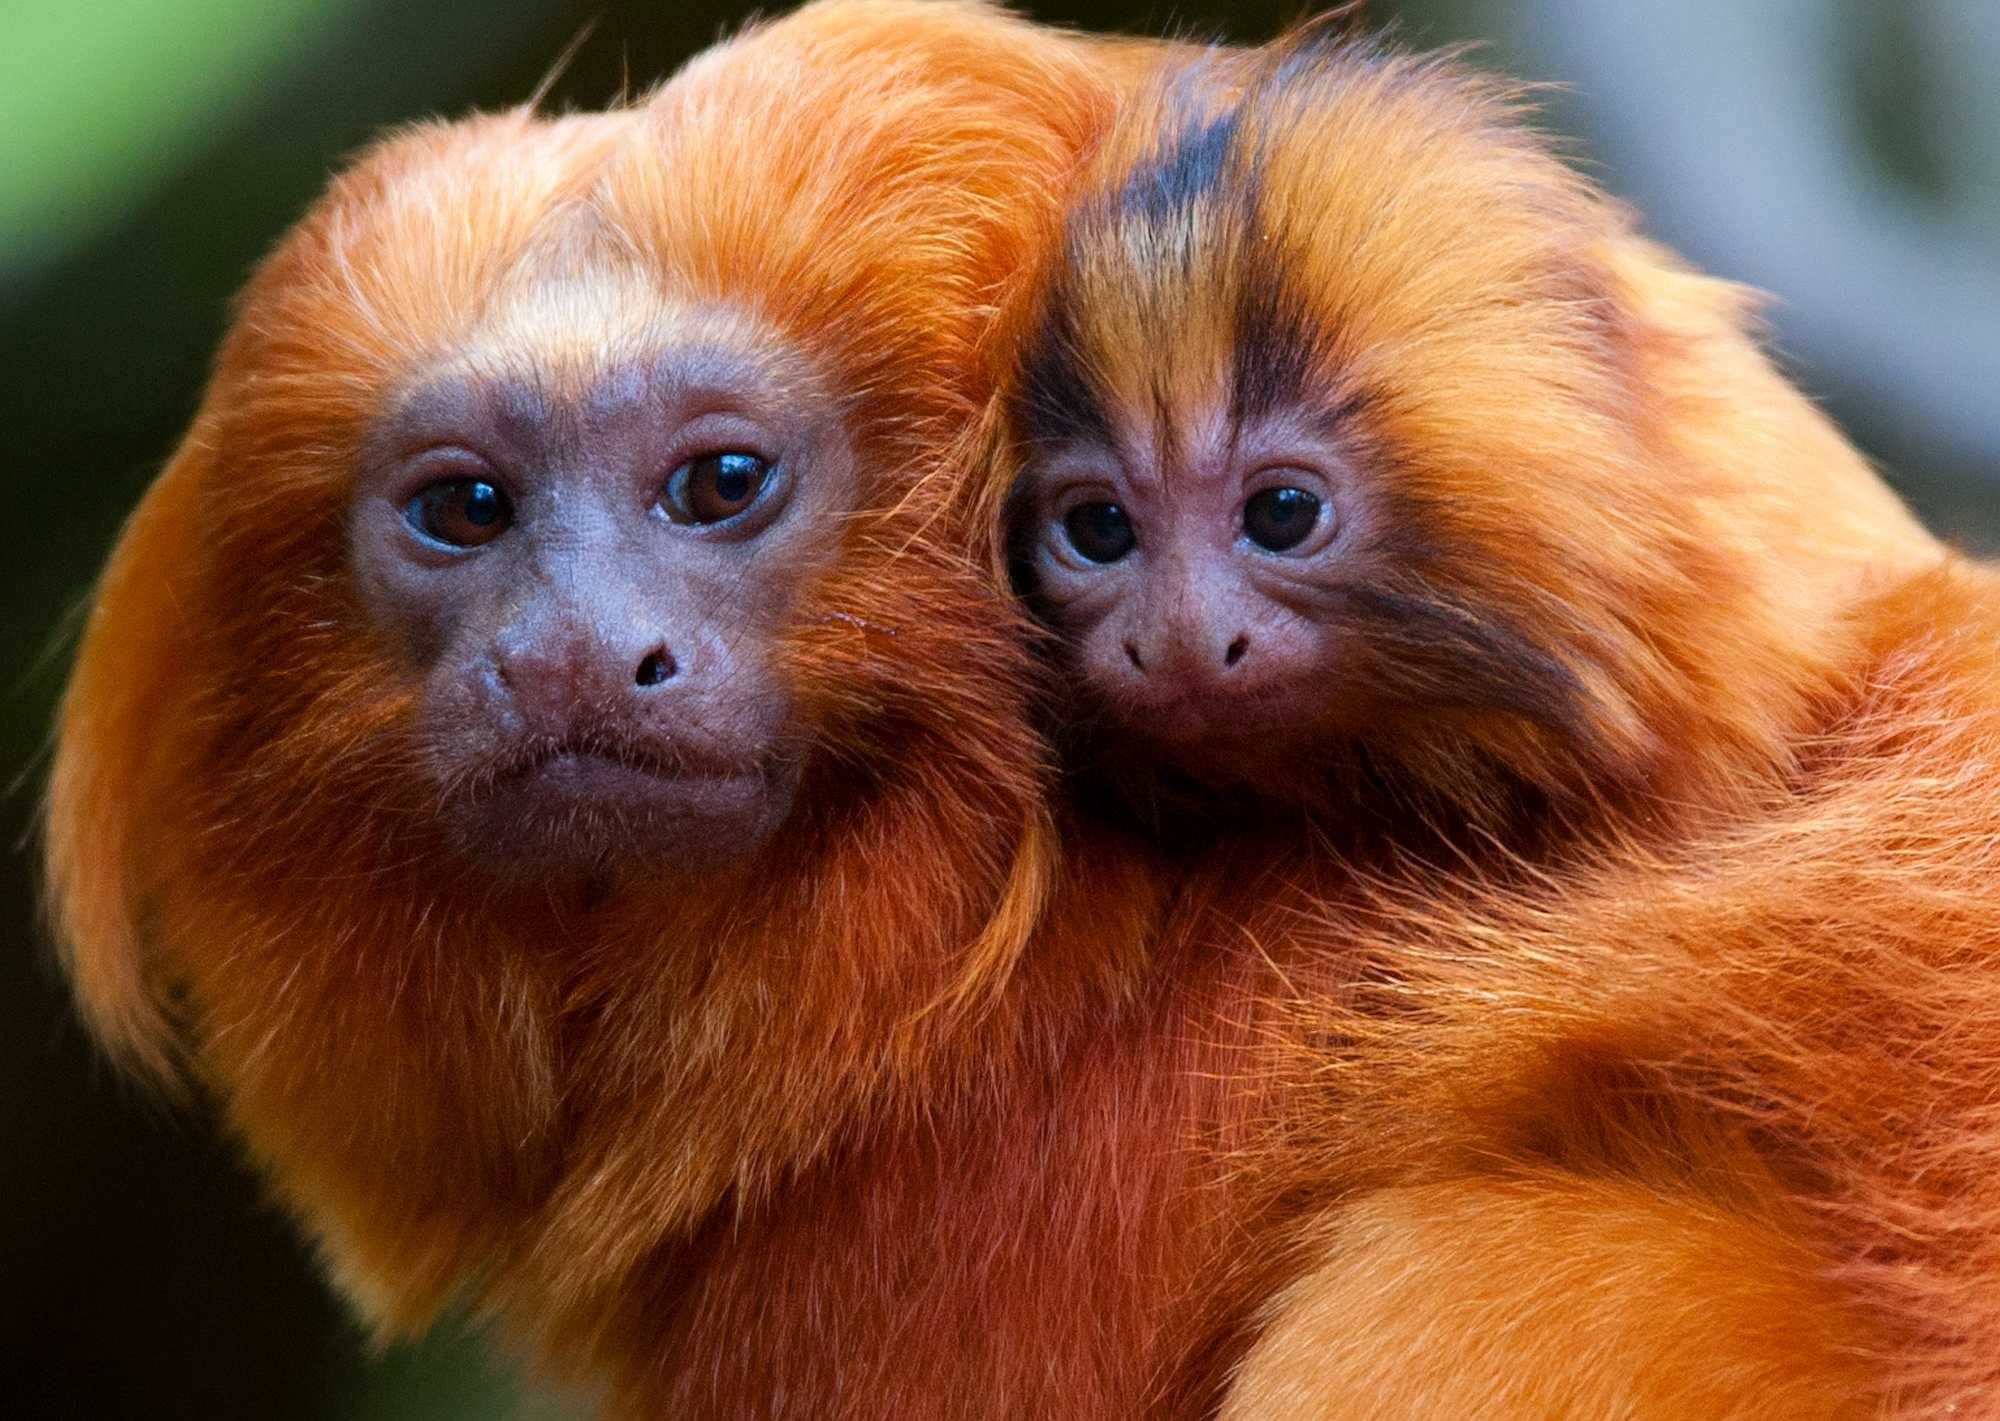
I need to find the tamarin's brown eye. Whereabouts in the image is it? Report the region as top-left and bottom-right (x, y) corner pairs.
(1243, 487), (1321, 552)
(1063, 501), (1136, 563)
(663, 452), (771, 524)
(405, 478), (512, 548)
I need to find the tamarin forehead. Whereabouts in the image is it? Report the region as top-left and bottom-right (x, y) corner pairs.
(1017, 118), (1329, 462)
(388, 304), (831, 472)
(1018, 29), (1622, 459)
(451, 238), (827, 413)
(452, 215), (659, 383)
(1021, 55), (1338, 457)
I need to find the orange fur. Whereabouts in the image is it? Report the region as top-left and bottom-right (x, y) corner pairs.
(48, 6), (2000, 1417)
(1220, 1178), (1872, 1419)
(1245, 564), (2000, 1417)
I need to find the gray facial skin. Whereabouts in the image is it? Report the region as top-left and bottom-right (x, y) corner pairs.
(1018, 402), (1382, 777)
(348, 340), (853, 872)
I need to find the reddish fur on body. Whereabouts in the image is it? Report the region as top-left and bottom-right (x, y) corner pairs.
(1236, 564), (2000, 1418)
(1220, 1177), (1874, 1419)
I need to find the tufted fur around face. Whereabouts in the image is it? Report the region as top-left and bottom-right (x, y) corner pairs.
(44, 0), (1155, 1361)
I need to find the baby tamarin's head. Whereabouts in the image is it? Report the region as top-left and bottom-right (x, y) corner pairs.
(1002, 31), (1925, 825)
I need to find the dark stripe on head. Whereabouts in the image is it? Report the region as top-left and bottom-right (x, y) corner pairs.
(1014, 295), (1115, 450)
(1114, 104), (1245, 225)
(1228, 243), (1322, 426)
(1223, 23), (1392, 432)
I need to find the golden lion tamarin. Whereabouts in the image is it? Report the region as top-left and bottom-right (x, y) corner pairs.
(42, 3), (1193, 1413)
(995, 24), (2000, 1418)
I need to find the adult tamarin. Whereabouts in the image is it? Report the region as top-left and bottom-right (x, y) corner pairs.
(997, 25), (2000, 1418)
(42, 2), (1189, 1412)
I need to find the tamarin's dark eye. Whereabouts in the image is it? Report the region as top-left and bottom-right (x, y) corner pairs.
(663, 452), (771, 524)
(405, 478), (512, 548)
(1243, 487), (1322, 552)
(1063, 502), (1136, 563)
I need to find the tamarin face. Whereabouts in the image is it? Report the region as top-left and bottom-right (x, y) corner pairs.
(163, 0), (1098, 889)
(218, 147), (883, 879)
(350, 296), (847, 869)
(1015, 371), (1378, 787)
(1010, 54), (1610, 802)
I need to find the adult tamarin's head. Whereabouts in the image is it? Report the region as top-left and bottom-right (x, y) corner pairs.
(1000, 29), (1932, 827)
(43, 0), (1144, 1330)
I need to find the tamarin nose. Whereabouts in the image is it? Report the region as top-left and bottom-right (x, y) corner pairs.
(1122, 627), (1252, 684)
(494, 622), (681, 723)
(634, 647), (677, 687)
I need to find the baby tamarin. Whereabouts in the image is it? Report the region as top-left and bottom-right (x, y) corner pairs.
(1003, 35), (1927, 833)
(1001, 27), (2000, 1417)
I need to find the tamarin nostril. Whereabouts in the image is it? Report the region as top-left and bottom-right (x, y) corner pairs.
(634, 649), (677, 686)
(1224, 635), (1249, 668)
(1125, 641), (1145, 672)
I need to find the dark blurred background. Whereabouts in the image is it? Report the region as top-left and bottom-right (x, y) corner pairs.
(4, 2), (1994, 1416)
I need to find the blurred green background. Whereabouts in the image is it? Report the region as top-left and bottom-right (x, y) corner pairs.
(4, 2), (1994, 1416)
